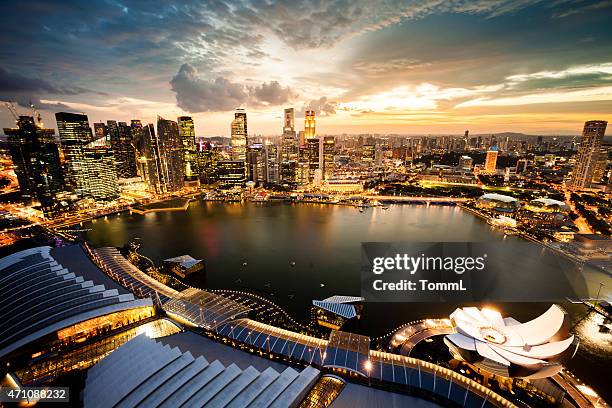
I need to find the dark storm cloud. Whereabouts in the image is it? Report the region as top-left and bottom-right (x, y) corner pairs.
(170, 63), (294, 112)
(0, 66), (103, 109)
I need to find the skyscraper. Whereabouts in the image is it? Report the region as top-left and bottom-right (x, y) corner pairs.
(178, 116), (198, 181)
(139, 123), (163, 193)
(231, 109), (248, 162)
(247, 143), (266, 184)
(94, 122), (107, 142)
(283, 108), (294, 133)
(484, 147), (498, 174)
(265, 144), (280, 184)
(570, 120), (607, 189)
(306, 138), (320, 181)
(55, 112), (94, 197)
(82, 138), (120, 201)
(281, 108), (298, 157)
(322, 136), (335, 180)
(157, 117), (184, 192)
(4, 116), (64, 217)
(362, 144), (375, 163)
(304, 110), (316, 140)
(108, 120), (137, 178)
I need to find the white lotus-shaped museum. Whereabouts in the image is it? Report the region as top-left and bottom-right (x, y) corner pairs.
(444, 305), (578, 379)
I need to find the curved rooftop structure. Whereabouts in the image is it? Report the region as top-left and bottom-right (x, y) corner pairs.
(0, 245), (152, 359)
(477, 193), (520, 212)
(479, 193), (518, 203)
(445, 305), (578, 379)
(83, 334), (320, 408)
(526, 198), (570, 213)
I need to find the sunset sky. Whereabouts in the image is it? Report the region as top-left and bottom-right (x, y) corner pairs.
(1, 0), (611, 136)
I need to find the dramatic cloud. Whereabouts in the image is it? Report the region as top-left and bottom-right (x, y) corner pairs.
(0, 0), (611, 133)
(170, 64), (294, 112)
(249, 81), (294, 105)
(299, 97), (338, 117)
(0, 66), (102, 110)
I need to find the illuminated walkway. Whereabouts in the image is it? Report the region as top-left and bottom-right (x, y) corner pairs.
(388, 319), (455, 356)
(82, 245), (515, 408)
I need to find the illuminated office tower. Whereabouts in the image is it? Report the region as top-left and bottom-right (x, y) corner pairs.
(178, 116), (198, 181)
(266, 144), (280, 184)
(4, 116), (64, 217)
(139, 123), (163, 193)
(247, 143), (266, 184)
(322, 136), (335, 180)
(484, 147), (498, 174)
(362, 144), (375, 163)
(458, 155), (473, 171)
(108, 120), (137, 178)
(94, 122), (107, 142)
(281, 108), (298, 159)
(231, 109), (248, 162)
(130, 120), (147, 180)
(157, 116), (184, 192)
(82, 138), (120, 201)
(196, 140), (220, 185)
(304, 110), (316, 140)
(307, 138), (320, 181)
(570, 120), (607, 189)
(217, 160), (246, 188)
(55, 112), (94, 197)
(284, 108), (295, 132)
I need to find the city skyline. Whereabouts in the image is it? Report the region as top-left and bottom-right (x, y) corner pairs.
(1, 1), (611, 135)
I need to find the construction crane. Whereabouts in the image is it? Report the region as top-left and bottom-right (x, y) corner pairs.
(29, 102), (43, 126)
(4, 101), (20, 123)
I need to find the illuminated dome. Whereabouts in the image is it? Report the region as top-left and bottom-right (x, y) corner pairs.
(476, 193), (520, 212)
(525, 198), (570, 213)
(444, 305), (578, 379)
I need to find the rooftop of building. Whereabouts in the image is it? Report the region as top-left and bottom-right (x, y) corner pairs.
(479, 193), (518, 203)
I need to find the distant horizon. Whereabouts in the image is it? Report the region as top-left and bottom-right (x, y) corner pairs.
(2, 107), (607, 139)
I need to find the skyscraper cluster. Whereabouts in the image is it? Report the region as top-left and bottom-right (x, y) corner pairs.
(3, 111), (199, 217)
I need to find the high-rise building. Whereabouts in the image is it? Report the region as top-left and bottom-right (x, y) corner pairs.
(4, 116), (64, 217)
(217, 160), (246, 188)
(157, 117), (184, 192)
(570, 120), (607, 189)
(322, 136), (335, 180)
(362, 144), (375, 163)
(108, 120), (137, 178)
(178, 116), (198, 181)
(94, 122), (107, 142)
(55, 112), (94, 197)
(306, 138), (320, 181)
(484, 147), (498, 174)
(139, 123), (163, 193)
(458, 155), (473, 171)
(196, 140), (220, 185)
(304, 110), (316, 140)
(231, 109), (248, 162)
(247, 143), (266, 184)
(265, 144), (280, 184)
(82, 139), (120, 201)
(283, 108), (295, 133)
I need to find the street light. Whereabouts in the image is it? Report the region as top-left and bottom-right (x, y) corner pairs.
(364, 359), (372, 386)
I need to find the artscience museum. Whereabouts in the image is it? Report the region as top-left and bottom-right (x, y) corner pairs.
(444, 305), (578, 380)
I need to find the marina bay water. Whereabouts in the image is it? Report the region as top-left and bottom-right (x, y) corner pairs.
(82, 200), (611, 398)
